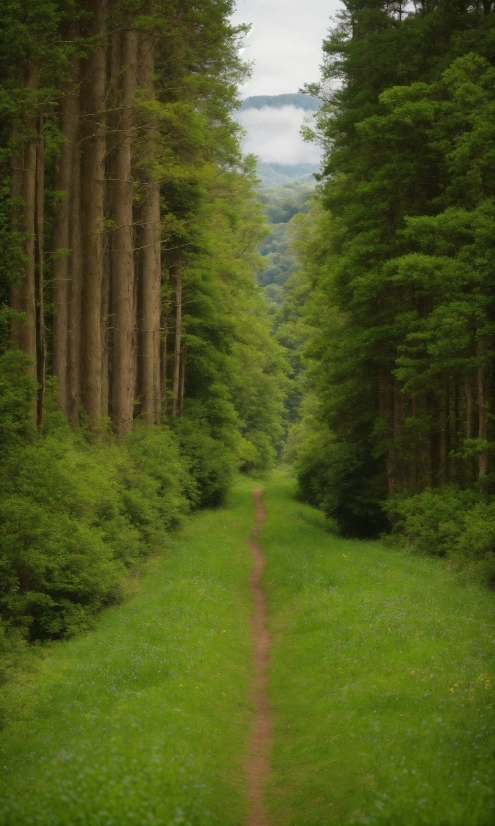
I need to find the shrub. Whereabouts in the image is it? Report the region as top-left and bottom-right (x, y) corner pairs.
(387, 486), (495, 587)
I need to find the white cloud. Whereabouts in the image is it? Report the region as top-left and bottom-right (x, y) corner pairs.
(237, 105), (321, 165)
(231, 0), (344, 97)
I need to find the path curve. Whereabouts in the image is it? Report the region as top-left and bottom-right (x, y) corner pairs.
(246, 488), (271, 826)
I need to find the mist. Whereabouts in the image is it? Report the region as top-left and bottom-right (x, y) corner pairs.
(237, 105), (322, 165)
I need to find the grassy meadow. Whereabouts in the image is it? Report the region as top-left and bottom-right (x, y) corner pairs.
(0, 478), (258, 826)
(1, 470), (495, 826)
(262, 470), (495, 826)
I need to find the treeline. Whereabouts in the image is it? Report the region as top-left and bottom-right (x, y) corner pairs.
(0, 0), (287, 649)
(240, 93), (321, 112)
(287, 1), (495, 582)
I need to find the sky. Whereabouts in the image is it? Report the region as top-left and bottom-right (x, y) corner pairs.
(230, 0), (344, 166)
(237, 105), (322, 165)
(230, 0), (344, 98)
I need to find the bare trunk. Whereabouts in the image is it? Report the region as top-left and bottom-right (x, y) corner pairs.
(101, 232), (111, 420)
(172, 272), (182, 417)
(179, 344), (186, 417)
(52, 65), (80, 414)
(466, 377), (473, 439)
(478, 363), (488, 478)
(111, 28), (138, 435)
(10, 67), (38, 393)
(52, 89), (75, 413)
(160, 309), (167, 415)
(67, 74), (82, 428)
(35, 120), (46, 428)
(137, 31), (161, 425)
(81, 0), (108, 429)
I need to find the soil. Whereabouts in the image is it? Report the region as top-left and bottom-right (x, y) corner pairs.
(246, 488), (272, 826)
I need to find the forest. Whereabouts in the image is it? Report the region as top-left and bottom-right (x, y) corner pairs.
(1, 1), (495, 824)
(0, 0), (287, 650)
(286, 0), (495, 586)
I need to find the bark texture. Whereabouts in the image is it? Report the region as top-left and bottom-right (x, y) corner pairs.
(81, 0), (108, 428)
(111, 28), (138, 434)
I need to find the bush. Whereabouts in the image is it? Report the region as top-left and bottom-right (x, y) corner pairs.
(0, 415), (192, 641)
(295, 428), (389, 539)
(387, 486), (495, 587)
(174, 417), (235, 508)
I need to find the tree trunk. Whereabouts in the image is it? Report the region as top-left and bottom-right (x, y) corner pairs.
(81, 0), (108, 429)
(137, 30), (162, 425)
(111, 28), (138, 435)
(172, 271), (182, 417)
(179, 344), (186, 417)
(10, 67), (38, 394)
(466, 377), (473, 439)
(35, 120), (46, 428)
(52, 63), (80, 415)
(478, 363), (488, 478)
(160, 307), (168, 415)
(67, 69), (83, 428)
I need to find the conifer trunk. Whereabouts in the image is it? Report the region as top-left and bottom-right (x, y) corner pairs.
(81, 0), (108, 428)
(179, 344), (186, 417)
(52, 61), (80, 415)
(67, 70), (83, 427)
(10, 67), (38, 389)
(478, 362), (488, 477)
(466, 377), (473, 439)
(35, 122), (46, 428)
(137, 31), (162, 425)
(172, 272), (182, 417)
(160, 308), (168, 414)
(111, 28), (138, 435)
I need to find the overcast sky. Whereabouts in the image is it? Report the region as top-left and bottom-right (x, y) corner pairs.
(230, 0), (344, 98)
(238, 105), (322, 164)
(230, 0), (344, 165)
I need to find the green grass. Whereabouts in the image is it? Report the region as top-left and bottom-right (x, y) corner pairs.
(3, 469), (495, 826)
(0, 477), (258, 826)
(262, 470), (495, 826)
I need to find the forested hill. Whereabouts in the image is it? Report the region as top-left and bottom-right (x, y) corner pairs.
(241, 93), (320, 111)
(0, 0), (288, 646)
(284, 0), (495, 583)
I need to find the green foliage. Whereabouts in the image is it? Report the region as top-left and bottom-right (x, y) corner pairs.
(287, 3), (495, 542)
(0, 479), (256, 824)
(174, 413), (235, 508)
(386, 487), (495, 587)
(262, 470), (495, 826)
(257, 182), (314, 298)
(0, 375), (192, 642)
(0, 349), (36, 451)
(0, 0), (288, 655)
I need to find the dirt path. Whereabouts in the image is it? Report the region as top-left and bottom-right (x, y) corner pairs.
(246, 488), (272, 826)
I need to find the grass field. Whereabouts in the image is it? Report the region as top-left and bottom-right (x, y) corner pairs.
(262, 470), (495, 826)
(0, 478), (258, 826)
(1, 470), (495, 826)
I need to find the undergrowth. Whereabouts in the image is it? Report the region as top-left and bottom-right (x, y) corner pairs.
(0, 350), (236, 660)
(386, 486), (495, 588)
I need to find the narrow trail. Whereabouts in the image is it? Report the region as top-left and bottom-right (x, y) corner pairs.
(246, 488), (272, 826)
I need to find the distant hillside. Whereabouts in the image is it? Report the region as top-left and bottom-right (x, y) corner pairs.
(256, 163), (319, 187)
(241, 93), (320, 112)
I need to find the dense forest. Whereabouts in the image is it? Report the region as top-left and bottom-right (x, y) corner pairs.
(286, 0), (495, 583)
(0, 0), (288, 650)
